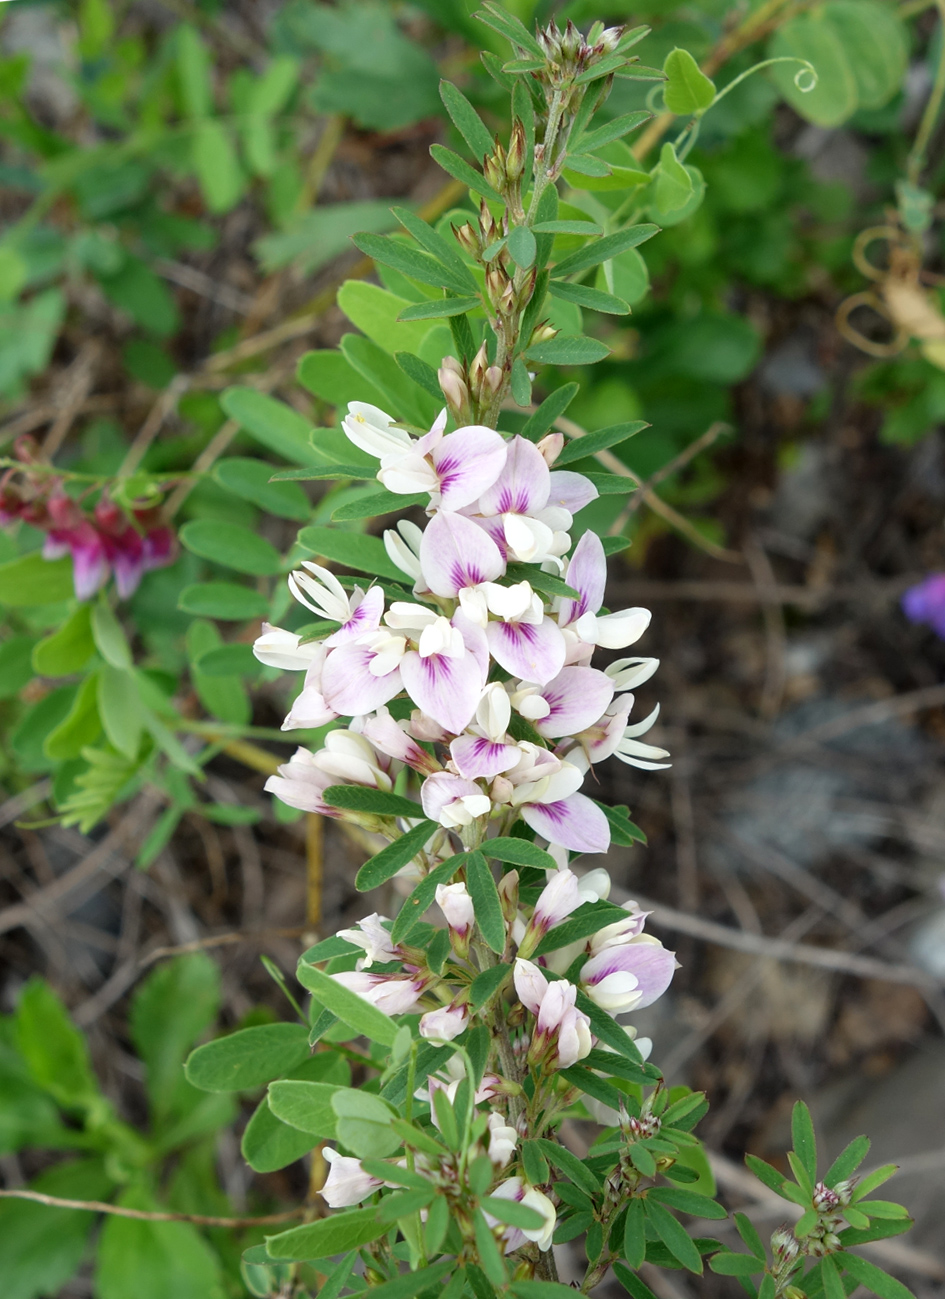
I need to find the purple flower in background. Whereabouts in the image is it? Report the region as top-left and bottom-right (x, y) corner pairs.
(902, 574), (945, 638)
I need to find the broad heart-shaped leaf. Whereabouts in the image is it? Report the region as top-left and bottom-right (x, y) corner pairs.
(466, 849), (505, 954)
(242, 1053), (348, 1172)
(0, 553), (74, 606)
(265, 1207), (387, 1261)
(220, 387), (323, 466)
(180, 520), (282, 576)
(178, 581), (269, 620)
(356, 819), (435, 891)
(322, 785), (426, 819)
(267, 1080), (341, 1136)
(482, 836), (558, 871)
(525, 335), (610, 366)
(391, 854), (468, 943)
(213, 457), (311, 520)
(32, 604), (94, 676)
(768, 12), (858, 127)
(555, 420), (648, 466)
(551, 223), (658, 279)
(296, 961), (399, 1046)
(824, 1), (907, 110)
(662, 48), (715, 115)
(185, 1022), (311, 1092)
(654, 141), (694, 214)
(296, 525), (406, 582)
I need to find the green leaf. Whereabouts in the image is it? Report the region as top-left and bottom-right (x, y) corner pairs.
(551, 224), (658, 279)
(0, 634), (36, 699)
(733, 1212), (766, 1260)
(535, 1137), (602, 1196)
(474, 2), (545, 58)
(826, 1135), (870, 1186)
(356, 820), (435, 891)
(214, 458), (311, 520)
(219, 388), (322, 466)
(297, 962), (399, 1045)
(709, 1251), (765, 1277)
(575, 989), (652, 1067)
(439, 80), (494, 160)
(663, 48), (716, 115)
(644, 1200), (703, 1273)
(837, 1252), (915, 1299)
(533, 220), (603, 235)
(620, 1196), (646, 1268)
(549, 280), (629, 315)
(193, 119), (243, 214)
(96, 1187), (226, 1299)
(511, 355), (532, 406)
(269, 464), (371, 482)
(391, 855), (467, 943)
(0, 553), (74, 606)
(745, 1153), (791, 1197)
(97, 665), (143, 759)
(481, 837), (557, 871)
(481, 1197), (545, 1230)
(839, 1220), (913, 1245)
(91, 600), (132, 669)
(508, 225), (537, 270)
(296, 525), (405, 582)
(596, 801), (647, 846)
(854, 1200), (910, 1220)
(241, 1053), (347, 1172)
(534, 902), (631, 956)
(180, 520), (282, 576)
(654, 142), (694, 214)
(32, 605), (94, 677)
(322, 785), (425, 819)
(352, 231), (473, 295)
(176, 25), (212, 118)
(194, 644), (260, 677)
(576, 111), (651, 153)
(429, 143), (502, 203)
(519, 382), (580, 441)
(559, 1064), (625, 1110)
(179, 582), (269, 620)
(469, 964), (511, 1012)
(504, 565), (580, 599)
(649, 1188), (727, 1219)
(825, 1), (907, 110)
(397, 295), (481, 321)
(613, 1263), (659, 1299)
(185, 1023), (311, 1092)
(44, 672), (101, 761)
(332, 1088), (400, 1157)
(853, 1164), (899, 1199)
(555, 421), (648, 466)
(391, 206), (478, 289)
(768, 13), (858, 128)
(394, 349), (444, 401)
(474, 1208), (509, 1287)
(791, 1100), (817, 1184)
(331, 489), (426, 522)
(130, 953), (220, 1122)
(15, 978), (99, 1108)
(359, 1259), (454, 1299)
(525, 336), (611, 366)
(265, 1207), (387, 1261)
(466, 849), (505, 954)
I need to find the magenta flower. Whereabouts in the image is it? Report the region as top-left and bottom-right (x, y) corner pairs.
(902, 574), (945, 637)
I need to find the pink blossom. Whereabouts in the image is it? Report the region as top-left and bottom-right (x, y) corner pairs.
(436, 881), (474, 936)
(419, 1003), (468, 1042)
(331, 969), (426, 1016)
(486, 1178), (557, 1252)
(517, 665), (615, 739)
(337, 913), (399, 968)
(558, 530), (651, 656)
(419, 510), (504, 598)
(321, 1148), (383, 1207)
(421, 772), (491, 830)
(359, 707), (440, 775)
(581, 936), (676, 1013)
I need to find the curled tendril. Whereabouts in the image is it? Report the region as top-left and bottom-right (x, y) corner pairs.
(708, 55), (819, 112)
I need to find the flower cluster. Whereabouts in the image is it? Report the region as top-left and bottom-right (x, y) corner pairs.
(0, 440), (174, 600)
(256, 400), (669, 856)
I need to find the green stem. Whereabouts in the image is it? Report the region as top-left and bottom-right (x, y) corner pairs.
(907, 0), (945, 184)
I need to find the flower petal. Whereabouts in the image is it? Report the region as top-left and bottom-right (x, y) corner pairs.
(420, 511), (505, 597)
(534, 666), (615, 739)
(478, 435), (549, 517)
(486, 617), (566, 686)
(325, 585), (386, 646)
(521, 791), (611, 854)
(433, 426), (508, 510)
(450, 734), (521, 779)
(321, 643), (403, 717)
(401, 644), (485, 734)
(547, 470), (598, 515)
(559, 528), (605, 626)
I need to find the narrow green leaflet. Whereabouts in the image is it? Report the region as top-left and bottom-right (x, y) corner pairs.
(519, 382), (580, 441)
(466, 850), (505, 954)
(662, 48), (716, 115)
(791, 1100), (818, 1183)
(332, 490), (427, 521)
(178, 583), (268, 620)
(355, 820), (435, 891)
(97, 665), (142, 759)
(826, 1134), (870, 1185)
(555, 421), (648, 466)
(219, 388), (322, 466)
(576, 111), (651, 152)
(534, 901), (632, 955)
(836, 1253), (914, 1299)
(429, 144), (503, 203)
(709, 1252), (765, 1276)
(469, 964), (511, 1011)
(482, 837), (557, 870)
(352, 232), (472, 295)
(185, 1023), (311, 1092)
(213, 458), (310, 520)
(533, 220), (603, 235)
(583, 471), (636, 494)
(595, 802), (647, 846)
(265, 1208), (387, 1261)
(535, 1137), (602, 1196)
(733, 1211), (766, 1260)
(525, 336), (611, 366)
(644, 1200), (703, 1273)
(508, 225), (537, 270)
(551, 224), (659, 279)
(439, 80), (494, 161)
(392, 205), (478, 287)
(269, 464), (372, 481)
(648, 1187), (727, 1219)
(360, 1259), (456, 1299)
(296, 526), (405, 582)
(32, 605), (94, 676)
(623, 1197), (647, 1268)
(91, 601), (132, 669)
(391, 855), (467, 943)
(180, 520), (282, 576)
(394, 350), (443, 400)
(397, 296), (481, 321)
(296, 963), (399, 1046)
(549, 280), (630, 315)
(322, 785), (427, 819)
(474, 1), (545, 59)
(480, 1197), (545, 1230)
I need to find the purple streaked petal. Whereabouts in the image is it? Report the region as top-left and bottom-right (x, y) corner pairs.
(521, 791), (610, 855)
(401, 645), (485, 734)
(70, 538), (109, 601)
(581, 940), (676, 1009)
(559, 528), (606, 626)
(282, 684), (339, 729)
(478, 436), (550, 518)
(452, 609), (490, 678)
(360, 708), (439, 774)
(421, 772), (483, 822)
(420, 511), (505, 597)
(547, 470), (598, 515)
(325, 584), (385, 646)
(486, 618), (566, 686)
(432, 426), (508, 511)
(534, 667), (615, 739)
(321, 643), (403, 717)
(450, 734), (521, 779)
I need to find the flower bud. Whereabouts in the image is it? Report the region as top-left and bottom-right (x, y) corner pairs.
(498, 869), (519, 925)
(453, 222), (480, 258)
(438, 360), (470, 423)
(771, 1228), (800, 1261)
(812, 1182), (840, 1212)
(482, 365), (504, 395)
(529, 323), (558, 346)
(469, 341), (489, 388)
(506, 120), (527, 183)
(536, 432), (564, 465)
(783, 1289), (806, 1299)
(479, 198), (496, 243)
(484, 144), (507, 194)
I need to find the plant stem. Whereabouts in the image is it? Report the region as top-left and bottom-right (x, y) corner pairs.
(908, 0), (945, 183)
